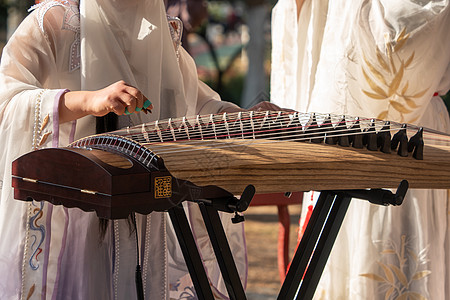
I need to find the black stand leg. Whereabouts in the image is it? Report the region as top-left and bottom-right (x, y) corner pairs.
(198, 202), (247, 300)
(299, 193), (351, 299)
(167, 185), (254, 300)
(277, 191), (349, 300)
(168, 181), (407, 300)
(277, 180), (408, 300)
(168, 204), (215, 300)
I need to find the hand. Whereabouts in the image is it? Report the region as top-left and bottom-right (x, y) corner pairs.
(248, 101), (280, 112)
(85, 80), (149, 116)
(248, 101), (295, 112)
(59, 80), (153, 123)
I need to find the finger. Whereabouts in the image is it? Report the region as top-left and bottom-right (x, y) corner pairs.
(117, 82), (150, 114)
(109, 100), (126, 116)
(122, 95), (137, 114)
(122, 84), (145, 110)
(141, 98), (153, 114)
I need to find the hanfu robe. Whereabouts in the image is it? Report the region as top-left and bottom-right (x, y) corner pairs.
(271, 0), (450, 298)
(0, 0), (247, 299)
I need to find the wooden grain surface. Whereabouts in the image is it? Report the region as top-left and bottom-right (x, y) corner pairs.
(147, 139), (450, 195)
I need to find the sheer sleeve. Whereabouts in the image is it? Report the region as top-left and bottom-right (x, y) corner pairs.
(0, 7), (76, 293)
(298, 0), (450, 123)
(350, 0), (450, 122)
(0, 4), (79, 203)
(0, 5), (78, 154)
(176, 46), (240, 115)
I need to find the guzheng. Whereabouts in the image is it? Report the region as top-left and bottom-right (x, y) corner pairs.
(12, 111), (450, 218)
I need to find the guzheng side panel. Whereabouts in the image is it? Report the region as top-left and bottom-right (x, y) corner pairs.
(156, 140), (450, 194)
(11, 148), (173, 218)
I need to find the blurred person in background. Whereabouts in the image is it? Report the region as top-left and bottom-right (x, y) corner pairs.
(271, 0), (450, 299)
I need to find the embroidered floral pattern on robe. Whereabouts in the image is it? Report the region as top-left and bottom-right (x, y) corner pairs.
(360, 28), (428, 123)
(360, 234), (431, 300)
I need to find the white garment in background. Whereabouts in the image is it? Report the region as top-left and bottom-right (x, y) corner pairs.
(271, 0), (450, 299)
(0, 0), (245, 299)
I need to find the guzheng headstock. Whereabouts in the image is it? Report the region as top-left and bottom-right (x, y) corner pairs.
(12, 134), (255, 219)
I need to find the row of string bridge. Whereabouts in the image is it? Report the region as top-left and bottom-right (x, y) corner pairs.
(114, 111), (425, 160)
(307, 114), (424, 160)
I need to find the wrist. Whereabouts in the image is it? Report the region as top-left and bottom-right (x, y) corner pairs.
(59, 90), (91, 123)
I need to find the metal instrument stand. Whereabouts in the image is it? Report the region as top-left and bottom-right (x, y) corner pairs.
(167, 185), (255, 300)
(167, 180), (407, 300)
(278, 180), (408, 300)
(168, 205), (216, 300)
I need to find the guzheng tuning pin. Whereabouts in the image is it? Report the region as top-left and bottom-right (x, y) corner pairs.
(180, 117), (196, 140)
(339, 135), (350, 147)
(212, 113), (231, 140)
(324, 114), (339, 145)
(173, 118), (191, 141)
(348, 117), (363, 149)
(202, 114), (219, 140)
(305, 113), (324, 143)
(363, 119), (378, 151)
(337, 117), (350, 147)
(391, 124), (408, 157)
(193, 115), (206, 140)
(279, 111), (302, 141)
(408, 128), (424, 160)
(377, 121), (392, 154)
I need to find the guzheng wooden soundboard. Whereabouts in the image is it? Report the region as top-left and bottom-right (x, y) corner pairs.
(12, 111), (450, 210)
(11, 111), (450, 300)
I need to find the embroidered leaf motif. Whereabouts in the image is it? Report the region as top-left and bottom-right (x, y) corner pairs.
(360, 273), (386, 282)
(377, 110), (388, 120)
(389, 264), (409, 288)
(362, 69), (388, 98)
(412, 270), (431, 280)
(409, 88), (429, 99)
(405, 292), (427, 300)
(380, 249), (396, 254)
(384, 32), (395, 71)
(368, 236), (431, 300)
(394, 28), (410, 52)
(388, 62), (404, 97)
(40, 114), (49, 133)
(26, 284), (35, 300)
(376, 48), (391, 73)
(395, 293), (409, 300)
(364, 55), (387, 85)
(387, 43), (397, 74)
(378, 262), (395, 284)
(404, 52), (415, 68)
(404, 97), (419, 109)
(401, 82), (409, 95)
(397, 27), (408, 41)
(363, 90), (387, 100)
(359, 26), (420, 121)
(385, 286), (395, 300)
(407, 249), (419, 263)
(390, 101), (412, 114)
(38, 131), (52, 147)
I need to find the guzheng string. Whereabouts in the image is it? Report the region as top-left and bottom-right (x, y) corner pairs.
(106, 111), (450, 155)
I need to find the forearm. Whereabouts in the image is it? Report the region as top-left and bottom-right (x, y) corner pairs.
(58, 90), (92, 124)
(58, 81), (148, 124)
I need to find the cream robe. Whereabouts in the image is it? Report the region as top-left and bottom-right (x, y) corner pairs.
(272, 0), (450, 299)
(0, 1), (246, 299)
